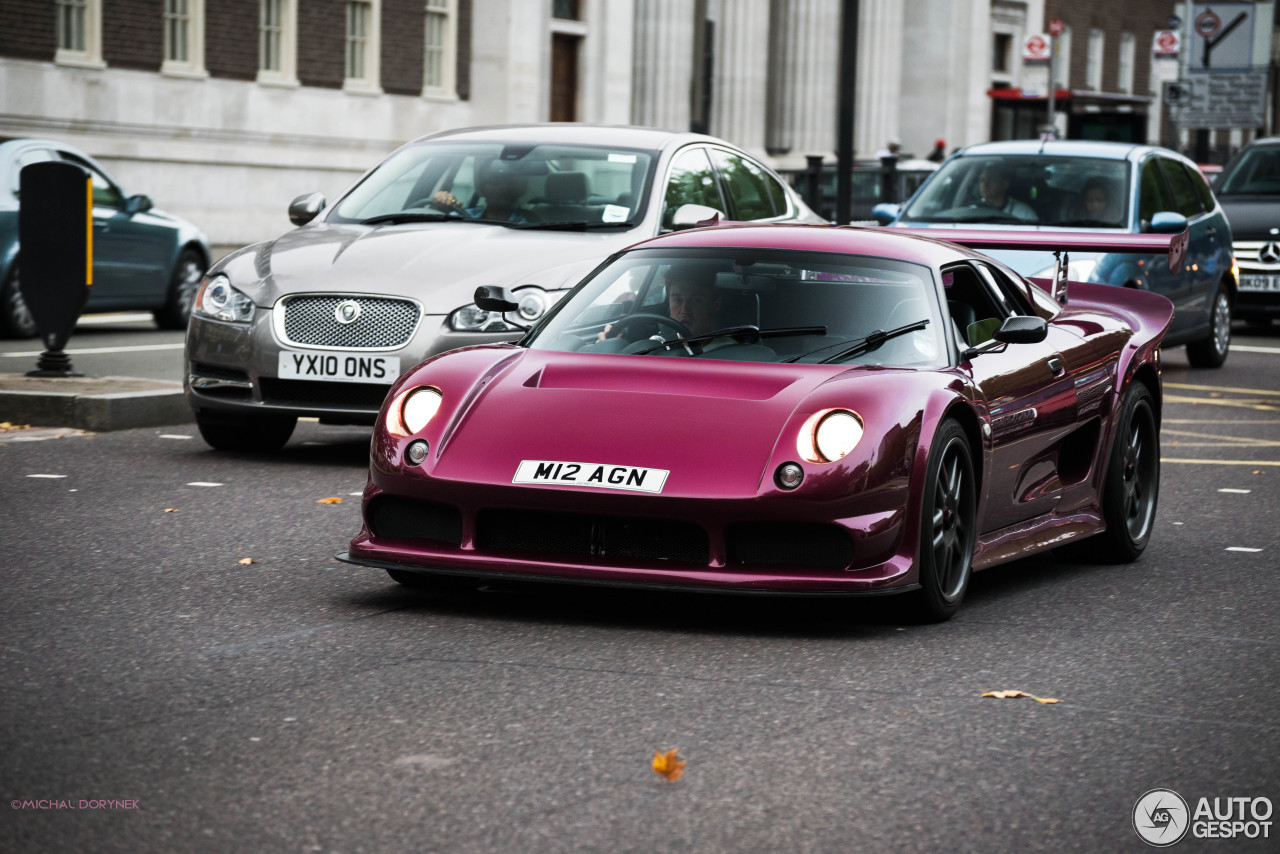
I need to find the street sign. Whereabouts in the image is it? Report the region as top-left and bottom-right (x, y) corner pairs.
(1048, 18), (1064, 37)
(1163, 81), (1193, 106)
(1188, 2), (1256, 72)
(1022, 33), (1050, 62)
(1173, 72), (1267, 127)
(1153, 29), (1180, 57)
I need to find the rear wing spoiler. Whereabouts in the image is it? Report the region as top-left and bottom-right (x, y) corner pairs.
(891, 228), (1188, 275)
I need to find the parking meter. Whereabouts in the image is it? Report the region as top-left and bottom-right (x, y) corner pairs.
(19, 160), (93, 376)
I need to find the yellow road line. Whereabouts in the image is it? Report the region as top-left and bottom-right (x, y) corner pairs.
(1165, 382), (1280, 397)
(1160, 458), (1280, 466)
(1165, 395), (1279, 412)
(1163, 429), (1280, 448)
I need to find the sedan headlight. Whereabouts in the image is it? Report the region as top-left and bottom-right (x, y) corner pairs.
(797, 409), (864, 463)
(387, 386), (443, 437)
(448, 285), (553, 331)
(194, 275), (255, 323)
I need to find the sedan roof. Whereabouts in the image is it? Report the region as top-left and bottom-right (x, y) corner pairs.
(414, 123), (720, 152)
(954, 140), (1156, 161)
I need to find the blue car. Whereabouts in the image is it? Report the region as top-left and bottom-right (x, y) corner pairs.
(1, 138), (210, 338)
(874, 140), (1234, 367)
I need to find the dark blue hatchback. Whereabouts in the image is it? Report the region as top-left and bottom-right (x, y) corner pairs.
(875, 140), (1235, 368)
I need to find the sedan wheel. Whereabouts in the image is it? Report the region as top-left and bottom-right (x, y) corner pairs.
(154, 249), (206, 330)
(1, 269), (38, 339)
(1186, 287), (1231, 368)
(913, 419), (976, 622)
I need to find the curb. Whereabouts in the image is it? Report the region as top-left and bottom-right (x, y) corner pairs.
(0, 376), (192, 432)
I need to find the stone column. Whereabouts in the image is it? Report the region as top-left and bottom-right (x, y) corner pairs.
(765, 0), (840, 168)
(631, 0), (695, 131)
(710, 0), (771, 157)
(855, 0), (905, 158)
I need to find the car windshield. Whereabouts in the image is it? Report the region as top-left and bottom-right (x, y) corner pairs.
(328, 141), (656, 228)
(1215, 145), (1280, 196)
(902, 155), (1130, 228)
(525, 247), (946, 367)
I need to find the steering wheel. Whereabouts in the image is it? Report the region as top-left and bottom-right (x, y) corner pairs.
(607, 312), (692, 342)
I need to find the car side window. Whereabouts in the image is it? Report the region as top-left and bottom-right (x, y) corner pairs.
(977, 262), (1037, 316)
(941, 262), (1008, 348)
(708, 148), (785, 220)
(663, 147), (725, 230)
(60, 152), (125, 209)
(1186, 162), (1217, 212)
(1138, 158), (1173, 224)
(1158, 158), (1204, 218)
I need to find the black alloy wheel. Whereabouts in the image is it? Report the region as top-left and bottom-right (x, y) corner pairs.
(913, 419), (977, 622)
(1096, 383), (1159, 561)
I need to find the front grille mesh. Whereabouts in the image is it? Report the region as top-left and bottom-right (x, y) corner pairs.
(476, 509), (709, 564)
(281, 295), (420, 348)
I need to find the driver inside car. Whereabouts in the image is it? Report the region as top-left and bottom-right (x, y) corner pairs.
(977, 163), (1038, 222)
(597, 265), (724, 345)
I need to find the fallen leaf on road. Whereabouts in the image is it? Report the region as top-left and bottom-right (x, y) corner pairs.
(652, 747), (686, 782)
(317, 497), (343, 504)
(0, 422), (32, 432)
(982, 690), (1059, 704)
(238, 558), (256, 565)
(164, 508), (180, 513)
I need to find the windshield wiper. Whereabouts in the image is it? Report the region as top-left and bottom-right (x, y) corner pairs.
(632, 325), (826, 356)
(359, 212), (457, 225)
(513, 220), (637, 231)
(781, 319), (930, 364)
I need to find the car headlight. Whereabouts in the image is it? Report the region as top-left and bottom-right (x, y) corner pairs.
(448, 285), (552, 331)
(797, 409), (864, 463)
(194, 275), (255, 323)
(387, 386), (443, 437)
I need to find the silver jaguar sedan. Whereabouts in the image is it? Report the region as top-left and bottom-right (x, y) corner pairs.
(184, 124), (824, 451)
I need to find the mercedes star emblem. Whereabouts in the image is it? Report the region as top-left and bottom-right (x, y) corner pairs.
(1259, 242), (1280, 264)
(335, 300), (362, 324)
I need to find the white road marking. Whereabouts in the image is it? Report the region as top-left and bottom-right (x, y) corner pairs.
(1218, 488), (1252, 494)
(1233, 345), (1280, 354)
(76, 313), (155, 325)
(186, 481), (224, 487)
(26, 474), (67, 478)
(1226, 547), (1263, 553)
(1, 343), (184, 357)
(160, 434), (193, 440)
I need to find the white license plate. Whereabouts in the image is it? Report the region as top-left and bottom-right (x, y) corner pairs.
(513, 460), (669, 494)
(277, 350), (400, 384)
(1239, 274), (1280, 292)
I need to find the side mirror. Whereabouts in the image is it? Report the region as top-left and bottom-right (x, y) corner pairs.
(288, 192), (326, 226)
(474, 285), (519, 313)
(124, 194), (153, 215)
(993, 315), (1048, 345)
(1147, 211), (1188, 234)
(671, 203), (724, 231)
(871, 202), (900, 225)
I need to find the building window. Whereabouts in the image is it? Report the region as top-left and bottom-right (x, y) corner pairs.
(1087, 28), (1104, 90)
(258, 0), (297, 85)
(993, 32), (1011, 73)
(552, 0), (581, 20)
(344, 0), (382, 92)
(1118, 32), (1135, 94)
(423, 0), (457, 96)
(162, 0), (206, 76)
(55, 0), (103, 68)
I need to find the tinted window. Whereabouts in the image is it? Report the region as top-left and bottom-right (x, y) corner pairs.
(663, 147), (724, 229)
(1159, 158), (1204, 217)
(1188, 162), (1217, 210)
(1138, 159), (1172, 223)
(710, 148), (784, 220)
(61, 152), (124, 209)
(1217, 144), (1280, 195)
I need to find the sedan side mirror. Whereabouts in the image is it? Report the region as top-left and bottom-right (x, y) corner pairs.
(1145, 211), (1188, 234)
(474, 285), (519, 313)
(871, 202), (900, 225)
(124, 194), (153, 215)
(288, 192), (326, 226)
(671, 203), (724, 231)
(993, 315), (1048, 344)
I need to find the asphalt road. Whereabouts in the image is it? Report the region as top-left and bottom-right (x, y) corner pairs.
(1, 319), (1278, 853)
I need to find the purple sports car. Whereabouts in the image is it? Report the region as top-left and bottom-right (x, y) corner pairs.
(339, 223), (1183, 620)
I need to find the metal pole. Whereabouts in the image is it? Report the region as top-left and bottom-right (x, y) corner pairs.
(836, 0), (859, 225)
(1047, 34), (1056, 134)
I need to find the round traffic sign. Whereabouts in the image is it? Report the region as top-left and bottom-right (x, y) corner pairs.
(1048, 17), (1064, 37)
(1195, 10), (1221, 39)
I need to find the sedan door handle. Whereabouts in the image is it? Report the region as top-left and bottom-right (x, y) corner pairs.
(1047, 356), (1064, 375)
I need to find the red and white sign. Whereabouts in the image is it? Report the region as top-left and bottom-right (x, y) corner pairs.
(1194, 9), (1221, 38)
(1153, 29), (1181, 57)
(1048, 18), (1065, 37)
(1023, 33), (1050, 62)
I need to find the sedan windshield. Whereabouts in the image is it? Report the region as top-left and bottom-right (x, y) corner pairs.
(526, 248), (946, 367)
(329, 141), (656, 228)
(903, 155), (1130, 228)
(1215, 145), (1280, 196)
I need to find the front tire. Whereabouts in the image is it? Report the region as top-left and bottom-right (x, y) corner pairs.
(911, 419), (977, 622)
(1185, 285), (1231, 368)
(154, 248), (206, 330)
(1095, 383), (1160, 562)
(1, 267), (37, 338)
(195, 410), (296, 452)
